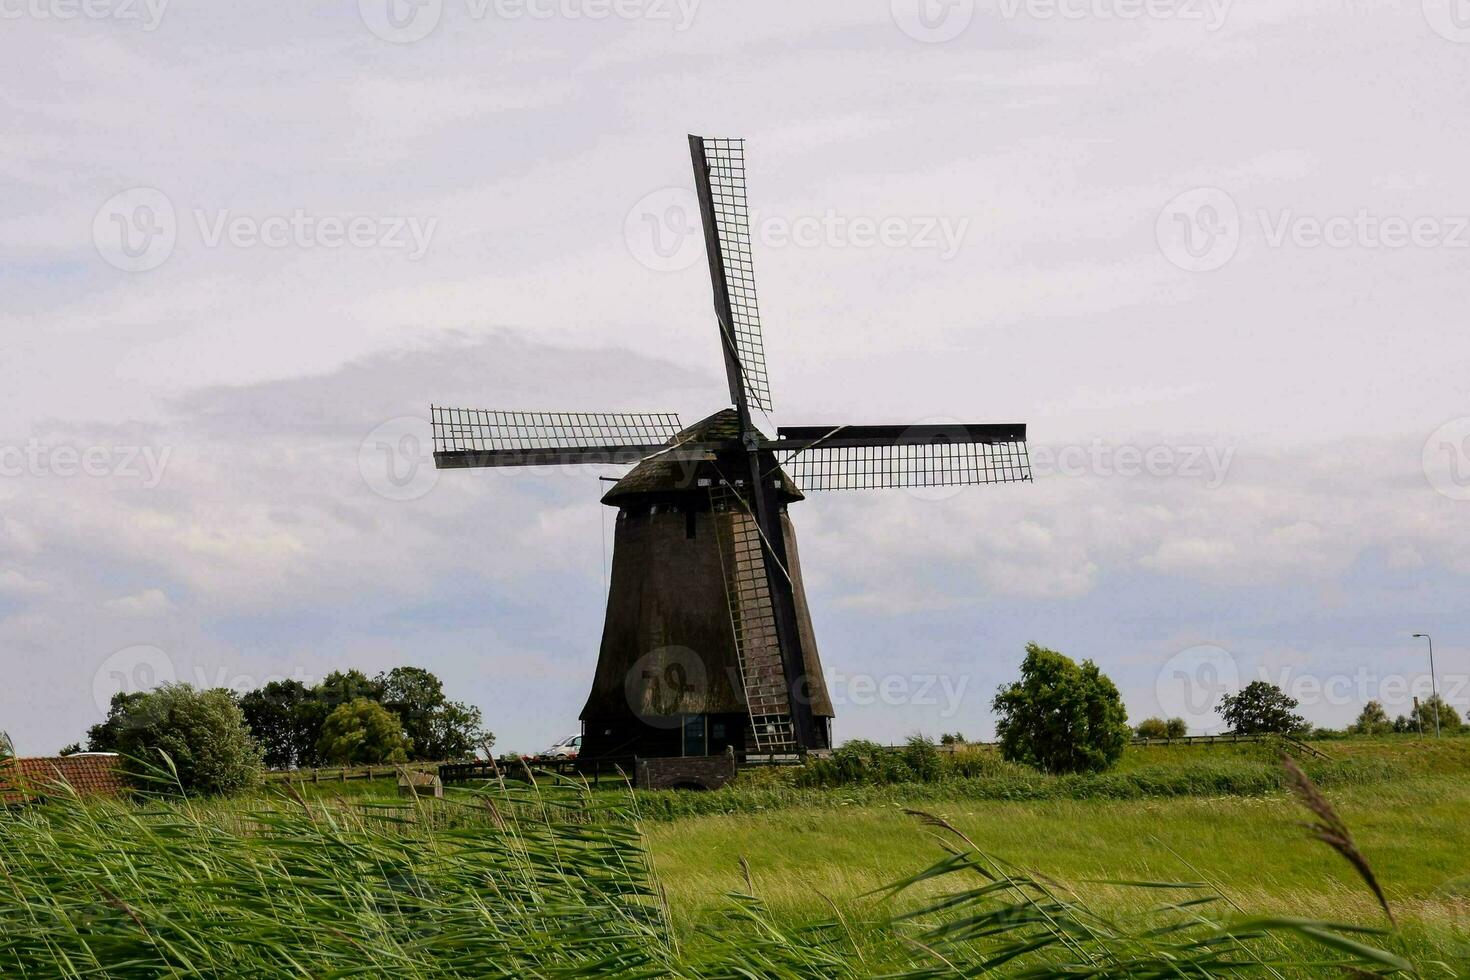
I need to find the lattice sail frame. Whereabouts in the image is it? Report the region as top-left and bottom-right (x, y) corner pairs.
(699, 137), (773, 413)
(782, 438), (1032, 492)
(431, 407), (683, 454)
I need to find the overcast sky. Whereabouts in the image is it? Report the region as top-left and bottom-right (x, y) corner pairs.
(3, 0), (1469, 754)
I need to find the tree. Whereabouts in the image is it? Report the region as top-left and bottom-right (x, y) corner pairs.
(86, 691), (149, 752)
(420, 700), (489, 761)
(317, 698), (410, 765)
(992, 643), (1130, 774)
(315, 670), (386, 712)
(1349, 700), (1393, 736)
(58, 742), (82, 756)
(1218, 681), (1307, 735)
(111, 684), (264, 795)
(1411, 695), (1463, 735)
(379, 666), (446, 758)
(240, 680), (319, 769)
(939, 732), (967, 746)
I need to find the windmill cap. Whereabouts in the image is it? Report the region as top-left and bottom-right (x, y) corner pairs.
(600, 408), (804, 506)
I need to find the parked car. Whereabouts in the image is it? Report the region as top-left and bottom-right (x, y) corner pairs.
(542, 734), (581, 759)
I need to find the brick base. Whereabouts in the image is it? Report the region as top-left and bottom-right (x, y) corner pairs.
(635, 749), (738, 790)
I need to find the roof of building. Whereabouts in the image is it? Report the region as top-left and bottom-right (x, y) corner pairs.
(1, 754), (128, 805)
(600, 408), (803, 506)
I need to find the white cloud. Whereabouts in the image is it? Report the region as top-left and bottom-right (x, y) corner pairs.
(102, 588), (174, 617)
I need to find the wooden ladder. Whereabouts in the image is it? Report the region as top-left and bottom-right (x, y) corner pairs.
(710, 484), (797, 754)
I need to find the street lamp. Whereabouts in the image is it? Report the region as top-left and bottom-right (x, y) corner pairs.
(1411, 633), (1441, 737)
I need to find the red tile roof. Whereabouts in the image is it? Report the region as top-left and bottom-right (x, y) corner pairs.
(1, 754), (128, 805)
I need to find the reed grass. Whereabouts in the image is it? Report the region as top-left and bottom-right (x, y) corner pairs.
(0, 764), (1427, 977)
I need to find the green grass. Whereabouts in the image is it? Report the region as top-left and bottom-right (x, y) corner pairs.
(640, 739), (1470, 967)
(1, 737), (1462, 975)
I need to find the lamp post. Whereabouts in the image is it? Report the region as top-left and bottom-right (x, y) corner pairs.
(1411, 633), (1440, 737)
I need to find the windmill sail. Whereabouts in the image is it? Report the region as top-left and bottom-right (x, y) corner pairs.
(774, 423), (1031, 491)
(690, 135), (772, 414)
(431, 407), (686, 468)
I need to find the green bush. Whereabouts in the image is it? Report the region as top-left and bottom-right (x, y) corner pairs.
(111, 684), (263, 795)
(993, 643), (1130, 774)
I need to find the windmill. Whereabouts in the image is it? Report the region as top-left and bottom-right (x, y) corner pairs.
(430, 136), (1031, 760)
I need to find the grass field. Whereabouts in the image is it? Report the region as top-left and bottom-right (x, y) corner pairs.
(2, 736), (1466, 975)
(641, 738), (1470, 965)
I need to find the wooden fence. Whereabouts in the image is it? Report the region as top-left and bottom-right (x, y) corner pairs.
(263, 762), (445, 784)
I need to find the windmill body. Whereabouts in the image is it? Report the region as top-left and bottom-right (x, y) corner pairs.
(580, 409), (834, 759)
(430, 136), (1031, 760)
